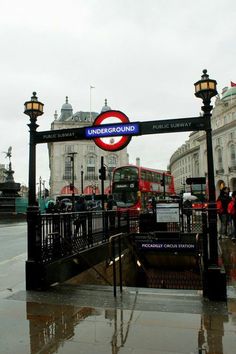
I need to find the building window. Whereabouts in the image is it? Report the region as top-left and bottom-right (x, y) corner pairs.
(230, 144), (236, 167)
(87, 166), (96, 179)
(217, 148), (223, 171)
(229, 131), (235, 141)
(65, 145), (74, 153)
(64, 156), (72, 180)
(107, 155), (117, 167)
(87, 145), (95, 152)
(87, 155), (96, 166)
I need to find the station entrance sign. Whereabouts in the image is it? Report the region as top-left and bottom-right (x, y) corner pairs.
(86, 110), (140, 151)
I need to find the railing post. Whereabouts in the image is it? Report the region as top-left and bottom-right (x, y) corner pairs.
(112, 238), (117, 297)
(202, 211), (209, 271)
(118, 234), (123, 293)
(88, 212), (93, 246)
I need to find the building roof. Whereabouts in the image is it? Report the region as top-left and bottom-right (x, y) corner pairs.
(101, 99), (111, 112)
(59, 96), (73, 121)
(221, 87), (236, 101)
(57, 97), (111, 123)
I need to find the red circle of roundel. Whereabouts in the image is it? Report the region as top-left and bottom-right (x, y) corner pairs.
(93, 110), (132, 151)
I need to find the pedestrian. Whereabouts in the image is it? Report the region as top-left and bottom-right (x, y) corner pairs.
(151, 196), (156, 214)
(54, 198), (61, 212)
(107, 194), (117, 228)
(74, 197), (87, 241)
(227, 191), (236, 241)
(217, 187), (231, 239)
(75, 196), (87, 212)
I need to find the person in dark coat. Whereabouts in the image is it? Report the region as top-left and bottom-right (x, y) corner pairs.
(74, 197), (87, 239)
(217, 187), (231, 238)
(107, 194), (117, 228)
(75, 196), (87, 212)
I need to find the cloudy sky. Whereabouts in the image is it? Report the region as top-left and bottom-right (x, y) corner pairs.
(1, 0), (236, 188)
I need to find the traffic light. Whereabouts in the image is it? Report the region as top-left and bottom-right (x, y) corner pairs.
(99, 166), (106, 180)
(160, 173), (165, 186)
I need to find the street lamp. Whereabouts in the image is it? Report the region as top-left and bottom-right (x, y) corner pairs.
(194, 69), (218, 266)
(24, 92), (44, 285)
(24, 92), (44, 207)
(194, 70), (227, 301)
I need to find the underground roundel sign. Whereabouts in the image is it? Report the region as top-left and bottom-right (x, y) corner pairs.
(86, 110), (136, 151)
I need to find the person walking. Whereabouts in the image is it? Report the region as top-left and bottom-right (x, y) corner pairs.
(107, 194), (117, 228)
(217, 187), (231, 239)
(74, 196), (87, 241)
(227, 191), (236, 241)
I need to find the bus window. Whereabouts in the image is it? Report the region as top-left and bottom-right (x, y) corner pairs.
(113, 166), (138, 182)
(141, 170), (146, 180)
(153, 173), (160, 183)
(146, 171), (152, 181)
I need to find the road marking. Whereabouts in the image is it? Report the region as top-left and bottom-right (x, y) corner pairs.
(0, 253), (26, 266)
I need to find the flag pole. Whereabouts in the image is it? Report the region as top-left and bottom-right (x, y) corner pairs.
(90, 85), (95, 121)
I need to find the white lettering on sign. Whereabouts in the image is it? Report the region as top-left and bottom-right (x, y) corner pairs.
(141, 243), (195, 249)
(42, 132), (75, 140)
(87, 125), (136, 137)
(153, 122), (192, 130)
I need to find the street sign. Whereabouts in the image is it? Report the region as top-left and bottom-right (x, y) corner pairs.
(35, 127), (85, 144)
(85, 122), (139, 138)
(92, 110), (135, 151)
(34, 114), (207, 145)
(186, 177), (206, 185)
(140, 117), (207, 135)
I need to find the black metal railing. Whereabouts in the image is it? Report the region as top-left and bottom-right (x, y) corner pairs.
(36, 210), (140, 263)
(32, 206), (211, 265)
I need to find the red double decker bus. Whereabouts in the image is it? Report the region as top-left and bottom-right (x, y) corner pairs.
(112, 165), (175, 211)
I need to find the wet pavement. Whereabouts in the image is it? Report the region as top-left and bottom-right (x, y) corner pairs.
(1, 238), (236, 353)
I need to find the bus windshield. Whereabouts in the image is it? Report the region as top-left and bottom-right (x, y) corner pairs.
(113, 190), (138, 208)
(113, 166), (138, 182)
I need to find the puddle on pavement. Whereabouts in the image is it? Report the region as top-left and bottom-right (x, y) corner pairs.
(1, 296), (233, 354)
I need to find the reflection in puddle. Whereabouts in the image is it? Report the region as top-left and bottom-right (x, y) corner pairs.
(26, 292), (138, 354)
(25, 297), (236, 354)
(198, 309), (228, 353)
(27, 303), (98, 353)
(220, 239), (236, 288)
(23, 239), (236, 354)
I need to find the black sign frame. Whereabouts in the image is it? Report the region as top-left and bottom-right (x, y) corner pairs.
(34, 116), (207, 145)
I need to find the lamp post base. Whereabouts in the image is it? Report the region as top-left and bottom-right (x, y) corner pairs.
(203, 265), (227, 301)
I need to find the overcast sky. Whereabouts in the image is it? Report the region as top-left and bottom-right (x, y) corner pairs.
(1, 0), (236, 188)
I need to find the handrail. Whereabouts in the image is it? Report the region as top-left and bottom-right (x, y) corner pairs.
(109, 233), (126, 297)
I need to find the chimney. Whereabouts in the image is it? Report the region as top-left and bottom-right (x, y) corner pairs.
(136, 157), (140, 166)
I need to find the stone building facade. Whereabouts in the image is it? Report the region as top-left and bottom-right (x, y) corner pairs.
(0, 164), (6, 183)
(48, 98), (129, 200)
(169, 85), (236, 195)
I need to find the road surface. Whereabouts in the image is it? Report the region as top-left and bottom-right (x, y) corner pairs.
(0, 221), (26, 297)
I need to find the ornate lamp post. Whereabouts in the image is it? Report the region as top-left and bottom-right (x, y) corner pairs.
(24, 92), (44, 207)
(194, 70), (226, 300)
(24, 92), (44, 289)
(194, 70), (218, 265)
